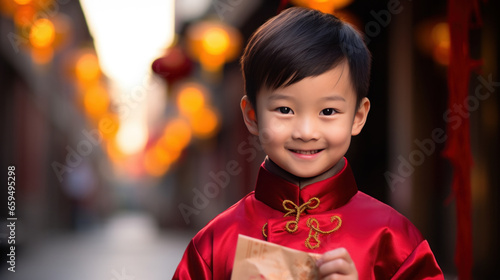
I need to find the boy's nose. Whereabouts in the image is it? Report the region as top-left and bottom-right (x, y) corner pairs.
(291, 117), (319, 141)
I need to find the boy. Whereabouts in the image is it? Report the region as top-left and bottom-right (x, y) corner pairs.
(173, 7), (443, 279)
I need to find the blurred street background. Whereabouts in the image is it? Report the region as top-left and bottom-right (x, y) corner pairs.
(0, 0), (499, 279)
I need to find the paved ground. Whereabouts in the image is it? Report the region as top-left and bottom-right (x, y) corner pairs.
(0, 213), (194, 280)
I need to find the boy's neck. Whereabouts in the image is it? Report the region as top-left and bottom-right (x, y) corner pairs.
(264, 157), (346, 189)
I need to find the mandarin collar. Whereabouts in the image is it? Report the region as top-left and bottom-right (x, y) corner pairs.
(254, 157), (358, 214)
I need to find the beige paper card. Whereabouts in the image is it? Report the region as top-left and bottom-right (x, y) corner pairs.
(231, 234), (321, 280)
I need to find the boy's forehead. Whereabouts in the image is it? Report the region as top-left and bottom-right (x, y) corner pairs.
(259, 62), (355, 97)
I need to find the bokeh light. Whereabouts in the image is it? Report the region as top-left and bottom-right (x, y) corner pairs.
(75, 52), (101, 82)
(98, 114), (120, 138)
(415, 19), (450, 65)
(189, 107), (219, 138)
(187, 21), (242, 72)
(29, 18), (55, 48)
(83, 84), (110, 118)
(14, 0), (32, 5)
(159, 118), (192, 153)
(177, 84), (206, 116)
(291, 0), (354, 13)
(202, 27), (230, 56)
(106, 140), (128, 164)
(115, 120), (149, 155)
(431, 22), (450, 45)
(431, 22), (450, 65)
(143, 145), (172, 177)
(433, 41), (450, 66)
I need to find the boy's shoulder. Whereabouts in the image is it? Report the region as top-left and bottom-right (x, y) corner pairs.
(192, 191), (258, 240)
(347, 191), (424, 241)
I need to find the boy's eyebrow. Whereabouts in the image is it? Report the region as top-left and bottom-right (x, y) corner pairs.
(319, 95), (346, 102)
(268, 94), (293, 101)
(268, 93), (346, 102)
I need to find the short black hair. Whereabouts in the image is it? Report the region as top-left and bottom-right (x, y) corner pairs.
(240, 7), (371, 109)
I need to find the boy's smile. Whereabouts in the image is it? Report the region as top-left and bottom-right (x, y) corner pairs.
(241, 61), (370, 178)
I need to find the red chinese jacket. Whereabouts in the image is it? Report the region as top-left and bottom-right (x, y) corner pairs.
(173, 158), (444, 279)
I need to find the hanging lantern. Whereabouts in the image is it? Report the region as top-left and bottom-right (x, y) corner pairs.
(82, 83), (110, 119)
(29, 18), (55, 48)
(64, 49), (102, 89)
(158, 118), (192, 153)
(291, 0), (354, 14)
(186, 20), (242, 72)
(14, 0), (32, 4)
(152, 46), (193, 85)
(28, 14), (72, 64)
(431, 22), (450, 65)
(98, 113), (120, 139)
(415, 19), (450, 66)
(75, 51), (101, 83)
(189, 106), (220, 139)
(175, 82), (208, 116)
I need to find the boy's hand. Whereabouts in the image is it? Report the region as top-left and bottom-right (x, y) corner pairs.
(316, 248), (358, 280)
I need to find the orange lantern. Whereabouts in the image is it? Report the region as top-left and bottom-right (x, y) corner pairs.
(158, 118), (192, 153)
(415, 19), (450, 66)
(75, 51), (101, 83)
(291, 0), (354, 14)
(82, 83), (110, 119)
(29, 18), (55, 48)
(98, 113), (120, 138)
(14, 0), (32, 4)
(175, 82), (208, 116)
(186, 20), (242, 72)
(189, 106), (220, 139)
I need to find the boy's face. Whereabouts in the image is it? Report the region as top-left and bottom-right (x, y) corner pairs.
(241, 61), (370, 178)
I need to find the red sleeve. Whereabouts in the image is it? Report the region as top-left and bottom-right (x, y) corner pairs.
(172, 239), (212, 280)
(391, 240), (444, 280)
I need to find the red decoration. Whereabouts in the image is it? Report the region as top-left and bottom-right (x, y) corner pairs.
(152, 47), (193, 84)
(444, 0), (482, 279)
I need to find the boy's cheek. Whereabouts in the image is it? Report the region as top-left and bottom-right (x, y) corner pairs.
(258, 121), (287, 142)
(268, 119), (287, 135)
(258, 128), (276, 146)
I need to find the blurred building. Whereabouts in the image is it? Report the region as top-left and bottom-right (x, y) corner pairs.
(0, 0), (114, 251)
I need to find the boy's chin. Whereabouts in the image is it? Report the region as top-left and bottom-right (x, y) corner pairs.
(286, 167), (325, 179)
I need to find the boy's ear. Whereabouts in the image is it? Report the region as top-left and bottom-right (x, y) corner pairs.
(240, 95), (259, 136)
(351, 97), (370, 136)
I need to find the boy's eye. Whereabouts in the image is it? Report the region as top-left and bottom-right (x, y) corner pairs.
(320, 108), (336, 116)
(277, 107), (293, 114)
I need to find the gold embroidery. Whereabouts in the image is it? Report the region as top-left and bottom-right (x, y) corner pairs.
(260, 197), (342, 249)
(305, 215), (342, 249)
(282, 197), (320, 233)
